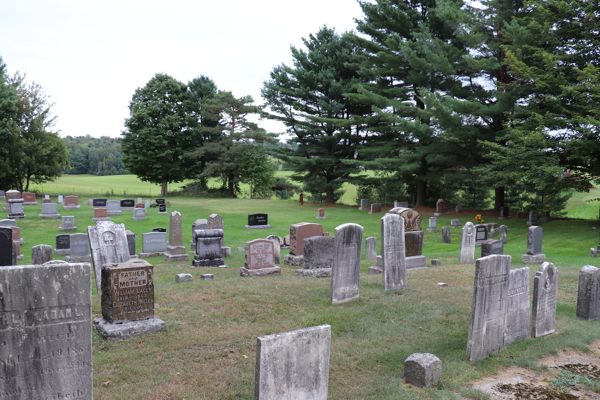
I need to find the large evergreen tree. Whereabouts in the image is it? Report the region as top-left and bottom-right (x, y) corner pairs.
(0, 57), (18, 190)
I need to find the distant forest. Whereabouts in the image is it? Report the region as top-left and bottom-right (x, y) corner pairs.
(63, 136), (128, 176)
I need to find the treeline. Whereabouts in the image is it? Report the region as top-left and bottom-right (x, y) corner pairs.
(63, 136), (128, 176)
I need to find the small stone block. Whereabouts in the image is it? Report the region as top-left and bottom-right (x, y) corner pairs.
(431, 259), (441, 266)
(200, 274), (214, 280)
(521, 254), (546, 264)
(404, 353), (442, 388)
(93, 317), (166, 341)
(295, 268), (332, 278)
(176, 273), (193, 283)
(237, 247), (244, 252)
(240, 266), (280, 277)
(368, 266), (382, 275)
(283, 253), (304, 266)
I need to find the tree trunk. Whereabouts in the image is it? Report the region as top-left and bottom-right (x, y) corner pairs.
(161, 180), (168, 196)
(228, 174), (236, 198)
(415, 180), (427, 207)
(326, 184), (335, 204)
(494, 187), (505, 210)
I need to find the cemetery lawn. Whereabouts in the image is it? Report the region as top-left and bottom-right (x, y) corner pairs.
(14, 198), (600, 399)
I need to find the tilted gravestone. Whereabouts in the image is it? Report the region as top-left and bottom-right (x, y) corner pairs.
(442, 226), (451, 244)
(246, 213), (270, 229)
(55, 234), (71, 256)
(241, 238), (280, 277)
(521, 226), (546, 264)
(331, 223), (363, 304)
(532, 262), (558, 337)
(366, 236), (377, 261)
(88, 221), (131, 292)
(66, 233), (92, 262)
(459, 222), (476, 264)
(165, 211), (188, 262)
(255, 325), (331, 400)
(0, 261), (92, 399)
(505, 267), (530, 345)
(576, 265), (600, 321)
(266, 235), (281, 264)
(381, 213), (406, 291)
(193, 229), (224, 267)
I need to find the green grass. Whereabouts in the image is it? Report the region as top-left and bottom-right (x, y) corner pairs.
(9, 195), (600, 399)
(564, 187), (600, 220)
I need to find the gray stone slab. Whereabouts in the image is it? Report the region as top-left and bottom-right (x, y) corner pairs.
(366, 236), (377, 260)
(331, 223), (363, 304)
(266, 235), (281, 264)
(521, 254), (546, 264)
(255, 325), (331, 400)
(70, 233), (90, 257)
(245, 239), (275, 269)
(527, 226), (543, 255)
(442, 226), (451, 243)
(106, 200), (121, 215)
(481, 239), (504, 258)
(143, 231), (168, 253)
(467, 255), (511, 362)
(32, 244), (53, 264)
(431, 259), (441, 266)
(394, 201), (408, 208)
(0, 261), (92, 399)
(176, 273), (193, 283)
(381, 213), (406, 291)
(359, 199), (369, 210)
(368, 266), (383, 275)
(505, 267), (530, 346)
(499, 225), (508, 244)
(427, 217), (437, 232)
(576, 265), (600, 321)
(0, 219), (16, 227)
(88, 221), (131, 292)
(240, 266), (281, 277)
(404, 353), (442, 388)
(532, 262), (558, 337)
(406, 255), (426, 270)
(169, 211), (183, 247)
(94, 317), (165, 341)
(284, 253), (304, 266)
(303, 236), (335, 269)
(460, 222), (476, 264)
(451, 219), (460, 228)
(296, 268), (332, 278)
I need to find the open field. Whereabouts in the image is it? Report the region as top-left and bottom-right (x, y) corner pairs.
(29, 174), (600, 220)
(9, 196), (600, 399)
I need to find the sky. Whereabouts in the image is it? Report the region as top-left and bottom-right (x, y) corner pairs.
(1, 0), (366, 139)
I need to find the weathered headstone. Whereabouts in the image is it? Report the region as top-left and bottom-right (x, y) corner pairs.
(207, 213), (225, 246)
(499, 206), (510, 219)
(255, 325), (331, 400)
(499, 225), (508, 244)
(246, 213), (270, 229)
(55, 234), (71, 256)
(387, 207), (421, 231)
(190, 218), (208, 250)
(316, 208), (327, 219)
(394, 201), (409, 208)
(8, 198), (25, 220)
(0, 261), (93, 398)
(428, 217), (437, 232)
(475, 224), (488, 246)
(366, 236), (377, 260)
(576, 265), (600, 321)
(193, 229), (225, 267)
(32, 244), (53, 264)
(59, 215), (77, 232)
(0, 227), (14, 266)
(359, 199), (369, 210)
(434, 199), (449, 216)
(369, 203), (382, 214)
(66, 233), (92, 262)
(481, 239), (504, 257)
(404, 353), (442, 388)
(126, 230), (136, 256)
(266, 235), (281, 264)
(532, 262), (558, 337)
(88, 221), (131, 292)
(505, 267), (530, 345)
(459, 222), (476, 264)
(241, 238), (280, 276)
(22, 191), (37, 205)
(404, 231), (423, 257)
(467, 255), (510, 362)
(106, 200), (122, 216)
(527, 211), (539, 226)
(63, 195), (80, 209)
(442, 226), (451, 243)
(331, 223), (363, 304)
(165, 211), (189, 262)
(132, 207), (148, 221)
(176, 273), (193, 283)
(301, 236), (335, 270)
(451, 219), (460, 228)
(521, 226), (546, 264)
(381, 213), (406, 291)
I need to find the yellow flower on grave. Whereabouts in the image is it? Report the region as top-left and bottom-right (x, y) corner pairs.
(475, 214), (484, 223)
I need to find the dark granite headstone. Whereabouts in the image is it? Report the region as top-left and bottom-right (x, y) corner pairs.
(404, 231), (424, 257)
(500, 207), (509, 218)
(248, 213), (268, 226)
(56, 234), (71, 254)
(155, 198), (165, 205)
(92, 198), (107, 207)
(481, 239), (504, 257)
(475, 225), (488, 242)
(152, 227), (166, 233)
(159, 204), (166, 213)
(120, 199), (135, 208)
(0, 227), (13, 266)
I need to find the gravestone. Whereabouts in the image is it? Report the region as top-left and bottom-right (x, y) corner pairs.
(255, 325), (331, 400)
(359, 199), (369, 210)
(58, 194), (64, 204)
(40, 202), (60, 219)
(499, 225), (508, 244)
(126, 230), (136, 256)
(301, 236), (335, 270)
(381, 213), (406, 291)
(451, 219), (460, 228)
(467, 255), (511, 362)
(459, 222), (476, 264)
(316, 208), (327, 219)
(107, 200), (122, 216)
(165, 211), (188, 262)
(136, 197), (143, 204)
(8, 198), (25, 220)
(299, 193), (304, 205)
(394, 201), (408, 208)
(481, 239), (504, 257)
(266, 235), (281, 264)
(366, 236), (377, 260)
(22, 191), (37, 205)
(428, 217), (437, 232)
(487, 222), (498, 236)
(499, 206), (510, 219)
(155, 198), (165, 205)
(43, 198), (51, 204)
(540, 210), (552, 223)
(55, 234), (71, 256)
(132, 207), (148, 221)
(66, 233), (92, 262)
(190, 218), (208, 250)
(144, 199), (151, 208)
(388, 207), (421, 231)
(32, 244), (53, 264)
(140, 231), (168, 258)
(505, 267), (530, 345)
(576, 265), (600, 321)
(455, 205), (462, 212)
(193, 229), (225, 267)
(158, 204), (167, 214)
(521, 226), (546, 264)
(92, 207), (109, 222)
(442, 226), (451, 244)
(120, 199), (135, 210)
(60, 215), (77, 231)
(331, 223), (363, 304)
(63, 195), (80, 209)
(475, 224), (488, 246)
(0, 219), (16, 228)
(434, 199), (449, 216)
(207, 213), (225, 246)
(404, 231), (423, 257)
(369, 203), (382, 214)
(92, 198), (107, 208)
(0, 227), (14, 266)
(96, 259), (165, 340)
(404, 353), (442, 388)
(0, 261), (92, 399)
(5, 190), (21, 201)
(286, 223), (324, 266)
(88, 221), (131, 292)
(135, 203), (144, 208)
(532, 262), (558, 337)
(10, 226), (23, 260)
(246, 213), (270, 229)
(0, 189), (4, 199)
(176, 273), (193, 283)
(241, 238), (280, 276)
(527, 211), (539, 226)
(44, 194), (50, 200)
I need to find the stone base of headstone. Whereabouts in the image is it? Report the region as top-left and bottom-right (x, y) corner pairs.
(63, 205), (80, 210)
(164, 253), (189, 262)
(521, 254), (546, 264)
(427, 228), (437, 232)
(433, 212), (448, 216)
(240, 266), (280, 277)
(284, 254), (304, 266)
(406, 255), (426, 270)
(55, 249), (71, 256)
(220, 246), (232, 258)
(192, 257), (225, 267)
(92, 217), (110, 223)
(59, 226), (77, 232)
(368, 266), (382, 275)
(139, 251), (166, 259)
(132, 216), (148, 221)
(8, 214), (26, 220)
(93, 317), (166, 341)
(157, 211), (168, 215)
(65, 254), (92, 262)
(176, 273), (193, 283)
(201, 274), (214, 280)
(589, 248), (597, 258)
(244, 224), (272, 229)
(107, 211), (122, 216)
(431, 259), (441, 266)
(296, 268), (332, 278)
(121, 207), (134, 211)
(39, 214), (61, 219)
(316, 216), (327, 220)
(23, 202), (38, 205)
(16, 254), (24, 261)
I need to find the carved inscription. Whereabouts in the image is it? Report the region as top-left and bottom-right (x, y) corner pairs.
(102, 265), (154, 323)
(247, 240), (274, 269)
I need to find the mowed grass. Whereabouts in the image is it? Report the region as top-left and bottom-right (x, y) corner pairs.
(10, 195), (600, 399)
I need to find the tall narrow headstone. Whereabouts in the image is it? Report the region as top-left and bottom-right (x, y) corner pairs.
(165, 211), (188, 262)
(0, 226), (14, 266)
(505, 267), (530, 345)
(331, 223), (363, 304)
(88, 221), (131, 292)
(576, 265), (600, 321)
(521, 226), (546, 264)
(255, 325), (331, 400)
(381, 213), (406, 291)
(0, 261), (92, 399)
(427, 217), (437, 232)
(532, 262), (558, 337)
(366, 236), (377, 261)
(441, 226), (451, 243)
(359, 199), (369, 210)
(467, 255), (511, 362)
(459, 222), (476, 264)
(126, 230), (136, 256)
(499, 225), (508, 244)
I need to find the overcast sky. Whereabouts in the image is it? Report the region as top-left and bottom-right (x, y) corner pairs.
(1, 0), (366, 139)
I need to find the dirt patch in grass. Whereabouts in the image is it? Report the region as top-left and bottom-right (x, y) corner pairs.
(471, 341), (600, 399)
